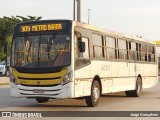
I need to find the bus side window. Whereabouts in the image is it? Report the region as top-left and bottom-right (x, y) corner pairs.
(148, 54), (151, 62)
(151, 46), (155, 62)
(75, 35), (90, 68)
(118, 39), (127, 60)
(147, 45), (156, 62)
(106, 36), (116, 59)
(130, 42), (137, 61)
(92, 34), (104, 58)
(136, 43), (139, 61)
(148, 45), (152, 62)
(139, 44), (142, 61)
(141, 44), (147, 62)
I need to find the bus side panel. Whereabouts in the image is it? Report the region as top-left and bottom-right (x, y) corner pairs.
(127, 62), (137, 90)
(111, 62), (129, 92)
(74, 60), (113, 97)
(142, 63), (158, 88)
(90, 60), (112, 94)
(74, 65), (92, 97)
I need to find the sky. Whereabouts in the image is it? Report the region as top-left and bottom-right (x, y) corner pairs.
(1, 0), (160, 40)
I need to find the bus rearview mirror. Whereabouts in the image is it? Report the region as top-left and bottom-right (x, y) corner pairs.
(80, 41), (85, 53)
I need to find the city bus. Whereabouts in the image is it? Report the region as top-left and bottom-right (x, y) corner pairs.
(10, 20), (158, 107)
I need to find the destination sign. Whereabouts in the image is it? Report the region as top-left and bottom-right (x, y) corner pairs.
(20, 23), (63, 32)
(14, 20), (71, 35)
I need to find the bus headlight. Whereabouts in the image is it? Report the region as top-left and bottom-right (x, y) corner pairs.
(0, 67), (4, 70)
(10, 74), (18, 85)
(61, 71), (72, 85)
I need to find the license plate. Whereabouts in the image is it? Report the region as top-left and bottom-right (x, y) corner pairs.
(33, 89), (44, 94)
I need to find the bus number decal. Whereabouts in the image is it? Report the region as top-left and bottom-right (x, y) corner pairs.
(21, 26), (30, 32)
(20, 24), (63, 32)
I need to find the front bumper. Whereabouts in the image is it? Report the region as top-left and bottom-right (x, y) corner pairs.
(10, 82), (73, 99)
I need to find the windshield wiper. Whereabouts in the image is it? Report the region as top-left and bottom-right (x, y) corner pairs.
(27, 42), (32, 62)
(46, 35), (56, 59)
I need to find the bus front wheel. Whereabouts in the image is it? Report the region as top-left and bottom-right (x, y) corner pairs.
(36, 97), (49, 103)
(85, 80), (100, 107)
(125, 77), (142, 97)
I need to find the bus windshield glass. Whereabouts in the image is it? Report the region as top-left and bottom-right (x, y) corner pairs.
(11, 34), (71, 68)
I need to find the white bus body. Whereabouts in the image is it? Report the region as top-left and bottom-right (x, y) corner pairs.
(10, 20), (158, 106)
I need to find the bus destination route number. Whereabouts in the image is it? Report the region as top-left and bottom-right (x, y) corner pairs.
(21, 23), (62, 32)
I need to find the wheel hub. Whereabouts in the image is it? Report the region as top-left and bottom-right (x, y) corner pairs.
(93, 86), (100, 102)
(137, 80), (141, 93)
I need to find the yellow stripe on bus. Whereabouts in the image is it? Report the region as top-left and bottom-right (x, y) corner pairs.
(12, 68), (67, 85)
(19, 79), (60, 85)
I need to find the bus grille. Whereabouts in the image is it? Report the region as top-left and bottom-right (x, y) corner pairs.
(17, 77), (61, 80)
(20, 84), (59, 87)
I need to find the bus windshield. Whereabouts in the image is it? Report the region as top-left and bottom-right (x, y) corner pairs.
(11, 34), (71, 68)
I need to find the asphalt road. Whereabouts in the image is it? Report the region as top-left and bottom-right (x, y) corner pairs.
(0, 78), (160, 119)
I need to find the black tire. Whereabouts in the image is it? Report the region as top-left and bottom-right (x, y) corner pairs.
(36, 97), (49, 103)
(85, 80), (100, 107)
(125, 77), (142, 97)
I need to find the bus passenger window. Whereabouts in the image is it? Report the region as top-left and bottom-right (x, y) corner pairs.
(151, 46), (155, 62)
(92, 34), (104, 58)
(148, 54), (151, 62)
(118, 39), (127, 60)
(136, 43), (139, 61)
(138, 44), (142, 61)
(130, 42), (137, 61)
(106, 36), (116, 59)
(141, 45), (147, 62)
(75, 36), (90, 68)
(147, 45), (152, 62)
(147, 46), (155, 62)
(152, 47), (155, 54)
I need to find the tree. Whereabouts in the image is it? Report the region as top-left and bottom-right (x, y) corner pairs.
(0, 15), (42, 61)
(16, 15), (42, 22)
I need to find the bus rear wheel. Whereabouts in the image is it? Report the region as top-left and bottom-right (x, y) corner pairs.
(85, 80), (100, 107)
(125, 77), (142, 97)
(36, 97), (49, 103)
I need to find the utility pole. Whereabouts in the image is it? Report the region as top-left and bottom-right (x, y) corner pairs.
(73, 0), (75, 21)
(77, 0), (81, 22)
(88, 9), (91, 24)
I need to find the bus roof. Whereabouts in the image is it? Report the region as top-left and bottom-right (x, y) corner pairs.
(14, 19), (155, 45)
(16, 19), (72, 25)
(74, 21), (155, 45)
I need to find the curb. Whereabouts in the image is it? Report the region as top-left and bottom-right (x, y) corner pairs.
(0, 77), (10, 86)
(0, 83), (9, 85)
